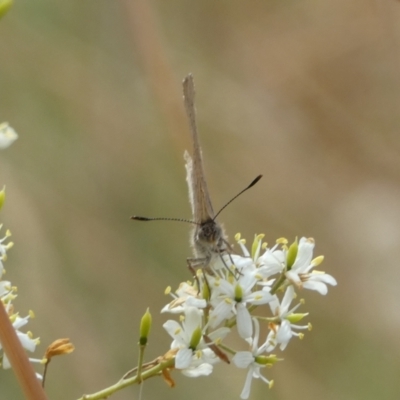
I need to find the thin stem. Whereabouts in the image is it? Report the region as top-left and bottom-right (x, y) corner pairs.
(137, 344), (145, 382)
(270, 273), (287, 295)
(77, 357), (175, 400)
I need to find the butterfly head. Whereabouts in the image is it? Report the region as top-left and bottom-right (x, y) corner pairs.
(196, 218), (223, 244)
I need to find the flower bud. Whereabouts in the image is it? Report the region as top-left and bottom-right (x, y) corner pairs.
(0, 0), (13, 19)
(189, 326), (202, 350)
(139, 308), (152, 345)
(234, 283), (243, 303)
(286, 238), (298, 270)
(287, 313), (308, 323)
(0, 186), (5, 211)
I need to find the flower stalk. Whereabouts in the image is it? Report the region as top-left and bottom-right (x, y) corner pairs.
(0, 302), (48, 400)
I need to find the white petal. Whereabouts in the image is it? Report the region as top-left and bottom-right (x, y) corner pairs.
(285, 270), (301, 285)
(200, 348), (220, 365)
(185, 296), (207, 308)
(280, 286), (295, 313)
(268, 295), (280, 315)
(236, 304), (252, 339)
(0, 123), (18, 149)
(2, 354), (11, 369)
(206, 327), (231, 342)
(303, 281), (328, 295)
(175, 348), (193, 369)
(183, 307), (202, 334)
(254, 266), (274, 279)
(276, 320), (292, 350)
(232, 351), (254, 368)
(0, 280), (11, 297)
(311, 273), (337, 286)
(258, 330), (277, 353)
(160, 303), (182, 314)
(238, 272), (257, 292)
(16, 332), (36, 352)
(181, 363), (213, 377)
(251, 318), (260, 353)
(214, 279), (235, 297)
(234, 256), (255, 272)
(258, 249), (285, 274)
(240, 367), (255, 399)
(246, 290), (274, 306)
(291, 237), (314, 272)
(209, 300), (233, 328)
(163, 320), (182, 340)
(13, 316), (29, 330)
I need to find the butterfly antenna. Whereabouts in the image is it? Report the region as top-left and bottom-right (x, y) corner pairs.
(131, 215), (198, 225)
(213, 174), (262, 220)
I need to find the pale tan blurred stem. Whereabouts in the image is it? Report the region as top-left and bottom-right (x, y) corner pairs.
(121, 0), (188, 152)
(0, 303), (48, 400)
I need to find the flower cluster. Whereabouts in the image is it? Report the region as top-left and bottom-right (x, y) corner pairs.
(0, 225), (42, 372)
(0, 126), (73, 392)
(0, 125), (42, 375)
(162, 235), (337, 399)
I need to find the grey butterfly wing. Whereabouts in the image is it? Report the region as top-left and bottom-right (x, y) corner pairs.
(183, 74), (215, 223)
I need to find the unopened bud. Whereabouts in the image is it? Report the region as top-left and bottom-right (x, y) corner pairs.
(0, 186), (5, 211)
(139, 308), (152, 345)
(0, 0), (13, 19)
(286, 238), (298, 270)
(189, 326), (202, 350)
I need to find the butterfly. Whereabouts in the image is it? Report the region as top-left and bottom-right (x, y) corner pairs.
(132, 74), (262, 274)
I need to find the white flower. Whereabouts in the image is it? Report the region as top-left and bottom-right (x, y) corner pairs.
(161, 282), (206, 314)
(0, 280), (11, 297)
(208, 269), (274, 340)
(285, 237), (337, 295)
(0, 123), (18, 149)
(232, 318), (273, 399)
(0, 310), (39, 369)
(268, 286), (309, 350)
(257, 244), (286, 277)
(235, 234), (276, 276)
(0, 227), (13, 279)
(163, 306), (229, 376)
(0, 227), (42, 374)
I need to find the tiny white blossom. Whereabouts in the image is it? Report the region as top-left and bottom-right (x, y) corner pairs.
(163, 306), (229, 376)
(268, 286), (309, 350)
(0, 123), (18, 149)
(0, 225), (42, 375)
(257, 244), (286, 277)
(161, 282), (206, 314)
(0, 280), (11, 297)
(0, 311), (39, 369)
(285, 237), (337, 295)
(232, 318), (273, 399)
(209, 269), (274, 339)
(0, 227), (13, 278)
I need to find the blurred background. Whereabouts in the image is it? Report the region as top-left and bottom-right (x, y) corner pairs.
(0, 1), (400, 399)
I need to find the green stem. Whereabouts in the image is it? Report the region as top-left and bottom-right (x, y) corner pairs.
(137, 344), (145, 382)
(270, 273), (287, 295)
(218, 343), (236, 356)
(77, 358), (175, 400)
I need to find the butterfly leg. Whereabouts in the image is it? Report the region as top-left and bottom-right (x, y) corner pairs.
(222, 238), (243, 279)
